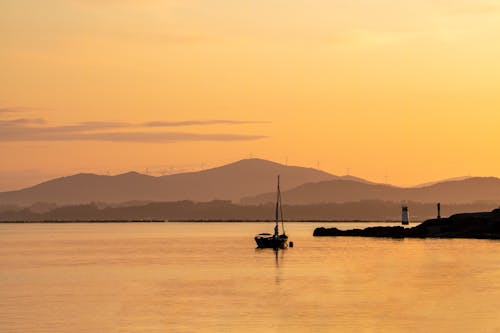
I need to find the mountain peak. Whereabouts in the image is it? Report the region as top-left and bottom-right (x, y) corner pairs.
(116, 171), (148, 177)
(225, 158), (284, 167)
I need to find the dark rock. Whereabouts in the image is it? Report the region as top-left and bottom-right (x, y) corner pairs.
(313, 208), (500, 239)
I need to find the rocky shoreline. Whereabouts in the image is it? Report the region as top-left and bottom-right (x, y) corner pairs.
(313, 208), (500, 239)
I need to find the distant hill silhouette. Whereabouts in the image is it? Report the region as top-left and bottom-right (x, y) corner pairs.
(0, 159), (339, 205)
(242, 177), (500, 205)
(2, 159), (499, 207)
(414, 176), (472, 188)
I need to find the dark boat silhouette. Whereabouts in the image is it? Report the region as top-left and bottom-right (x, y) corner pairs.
(255, 176), (288, 249)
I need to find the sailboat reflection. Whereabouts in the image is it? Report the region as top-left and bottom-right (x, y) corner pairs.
(254, 247), (285, 268)
(274, 249), (285, 285)
(274, 248), (285, 267)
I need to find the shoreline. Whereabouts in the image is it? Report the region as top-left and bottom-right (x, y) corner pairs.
(0, 219), (416, 224)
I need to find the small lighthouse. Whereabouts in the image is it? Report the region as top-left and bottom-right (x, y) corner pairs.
(402, 206), (410, 225)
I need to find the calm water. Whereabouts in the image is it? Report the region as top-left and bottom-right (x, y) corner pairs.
(1, 222), (499, 333)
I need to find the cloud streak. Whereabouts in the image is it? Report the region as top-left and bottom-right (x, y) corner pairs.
(0, 118), (46, 125)
(0, 107), (33, 114)
(143, 120), (270, 127)
(0, 118), (269, 143)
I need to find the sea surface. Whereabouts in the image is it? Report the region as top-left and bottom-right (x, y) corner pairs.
(1, 222), (499, 333)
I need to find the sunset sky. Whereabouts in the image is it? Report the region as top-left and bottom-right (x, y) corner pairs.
(1, 0), (500, 190)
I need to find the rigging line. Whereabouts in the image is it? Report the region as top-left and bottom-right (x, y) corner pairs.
(279, 178), (285, 235)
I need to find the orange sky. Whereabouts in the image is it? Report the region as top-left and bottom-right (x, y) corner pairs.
(1, 0), (500, 190)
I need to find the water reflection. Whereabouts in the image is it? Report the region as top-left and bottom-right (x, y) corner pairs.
(255, 248), (286, 285)
(274, 249), (287, 285)
(255, 248), (286, 268)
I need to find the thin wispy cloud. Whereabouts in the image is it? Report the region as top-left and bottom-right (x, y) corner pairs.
(143, 120), (270, 127)
(0, 118), (269, 143)
(0, 118), (46, 125)
(0, 120), (125, 134)
(0, 107), (35, 114)
(0, 106), (53, 116)
(1, 128), (267, 143)
(62, 132), (266, 143)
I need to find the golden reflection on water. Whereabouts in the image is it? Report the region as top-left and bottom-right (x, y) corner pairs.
(1, 222), (499, 333)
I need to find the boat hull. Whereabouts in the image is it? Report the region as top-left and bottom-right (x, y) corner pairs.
(255, 234), (288, 249)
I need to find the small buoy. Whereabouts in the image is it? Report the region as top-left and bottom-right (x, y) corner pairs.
(289, 241), (294, 248)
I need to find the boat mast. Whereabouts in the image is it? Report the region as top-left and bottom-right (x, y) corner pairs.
(275, 176), (280, 236)
(274, 175), (286, 236)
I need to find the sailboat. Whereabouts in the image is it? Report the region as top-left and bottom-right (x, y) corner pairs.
(254, 176), (289, 249)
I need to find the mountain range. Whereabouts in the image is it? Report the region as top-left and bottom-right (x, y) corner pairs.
(0, 159), (337, 205)
(1, 158), (499, 206)
(242, 177), (500, 205)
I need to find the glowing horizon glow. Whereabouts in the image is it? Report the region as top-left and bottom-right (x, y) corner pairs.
(1, 0), (500, 190)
